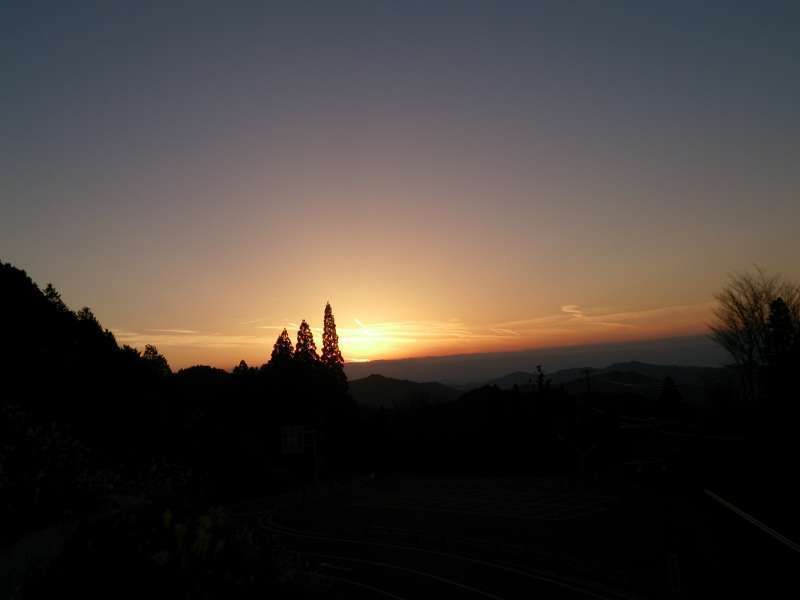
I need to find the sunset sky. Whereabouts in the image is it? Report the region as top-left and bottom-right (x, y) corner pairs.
(2, 2), (799, 369)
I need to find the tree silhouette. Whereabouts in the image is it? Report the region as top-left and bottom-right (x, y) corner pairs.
(269, 328), (294, 366)
(233, 359), (250, 376)
(76, 306), (101, 328)
(294, 320), (319, 363)
(766, 298), (797, 370)
(142, 344), (171, 376)
(709, 268), (800, 403)
(764, 298), (799, 422)
(321, 302), (344, 370)
(535, 365), (551, 392)
(44, 283), (70, 314)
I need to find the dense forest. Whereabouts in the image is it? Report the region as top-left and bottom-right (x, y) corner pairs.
(2, 261), (799, 597)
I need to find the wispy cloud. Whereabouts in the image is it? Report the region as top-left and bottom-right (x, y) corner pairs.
(256, 325), (293, 331)
(113, 328), (272, 350)
(112, 301), (713, 365)
(147, 328), (199, 335)
(489, 328), (520, 336)
(558, 304), (636, 329)
(238, 317), (268, 325)
(560, 304), (584, 318)
(494, 302), (713, 334)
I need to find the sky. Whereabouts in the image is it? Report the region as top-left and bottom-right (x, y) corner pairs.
(2, 1), (799, 369)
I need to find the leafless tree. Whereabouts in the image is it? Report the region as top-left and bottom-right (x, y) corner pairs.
(709, 267), (800, 403)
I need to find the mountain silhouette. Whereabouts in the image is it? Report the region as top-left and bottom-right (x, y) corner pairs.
(348, 374), (460, 409)
(344, 337), (727, 385)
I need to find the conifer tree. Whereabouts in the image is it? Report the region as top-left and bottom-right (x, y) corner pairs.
(43, 283), (70, 314)
(142, 344), (171, 376)
(321, 302), (344, 370)
(270, 328), (294, 365)
(766, 298), (796, 369)
(233, 359), (251, 376)
(294, 320), (319, 363)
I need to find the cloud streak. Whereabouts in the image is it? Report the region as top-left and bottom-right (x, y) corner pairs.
(112, 301), (713, 366)
(114, 329), (273, 350)
(147, 328), (199, 335)
(495, 302), (713, 333)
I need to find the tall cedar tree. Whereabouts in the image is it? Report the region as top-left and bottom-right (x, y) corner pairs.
(294, 320), (319, 363)
(321, 302), (344, 371)
(270, 328), (294, 365)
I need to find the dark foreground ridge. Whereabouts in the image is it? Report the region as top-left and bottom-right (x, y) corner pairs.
(2, 260), (799, 598)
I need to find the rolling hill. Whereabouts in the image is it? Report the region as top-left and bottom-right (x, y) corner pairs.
(343, 336), (726, 386)
(348, 374), (461, 410)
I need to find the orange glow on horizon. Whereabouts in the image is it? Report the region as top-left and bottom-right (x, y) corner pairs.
(110, 301), (714, 370)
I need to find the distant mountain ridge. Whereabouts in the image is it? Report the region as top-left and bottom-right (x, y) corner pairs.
(350, 361), (731, 410)
(344, 335), (726, 386)
(348, 374), (460, 409)
(487, 361), (725, 391)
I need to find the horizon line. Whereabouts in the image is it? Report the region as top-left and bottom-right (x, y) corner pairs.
(341, 331), (714, 366)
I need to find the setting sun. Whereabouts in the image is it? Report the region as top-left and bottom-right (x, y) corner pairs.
(4, 3), (800, 596)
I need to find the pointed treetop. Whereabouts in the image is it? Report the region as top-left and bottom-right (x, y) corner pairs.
(321, 302), (344, 370)
(233, 359), (251, 376)
(44, 283), (70, 313)
(270, 328), (294, 365)
(295, 320), (319, 363)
